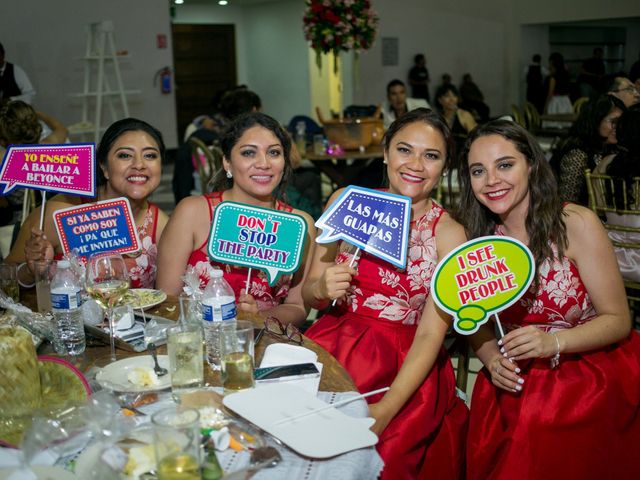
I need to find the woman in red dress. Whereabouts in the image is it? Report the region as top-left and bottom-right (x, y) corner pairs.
(456, 120), (640, 479)
(157, 112), (315, 325)
(303, 108), (469, 479)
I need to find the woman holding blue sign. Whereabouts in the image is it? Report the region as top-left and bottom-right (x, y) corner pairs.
(303, 108), (468, 479)
(156, 112), (315, 326)
(457, 120), (640, 479)
(8, 118), (169, 289)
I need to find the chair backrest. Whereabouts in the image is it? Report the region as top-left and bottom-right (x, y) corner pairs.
(287, 115), (323, 141)
(573, 96), (589, 115)
(510, 105), (525, 127)
(523, 102), (541, 131)
(188, 137), (223, 194)
(585, 169), (640, 246)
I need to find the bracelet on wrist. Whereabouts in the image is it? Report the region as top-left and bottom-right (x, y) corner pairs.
(16, 262), (36, 288)
(550, 332), (561, 369)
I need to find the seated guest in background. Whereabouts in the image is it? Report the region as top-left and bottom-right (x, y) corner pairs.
(408, 53), (431, 102)
(594, 104), (640, 282)
(606, 75), (640, 107)
(435, 83), (477, 155)
(0, 100), (69, 226)
(459, 73), (490, 122)
(6, 118), (169, 289)
(381, 79), (430, 129)
(457, 120), (640, 480)
(157, 112), (315, 326)
(173, 88), (263, 203)
(0, 42), (35, 105)
(303, 109), (468, 479)
(550, 95), (624, 205)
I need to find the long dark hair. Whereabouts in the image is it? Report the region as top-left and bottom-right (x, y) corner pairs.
(605, 104), (640, 208)
(455, 120), (568, 276)
(550, 95), (624, 174)
(211, 112), (292, 200)
(382, 107), (454, 177)
(96, 118), (165, 186)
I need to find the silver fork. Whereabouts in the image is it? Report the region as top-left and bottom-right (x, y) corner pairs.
(147, 342), (168, 377)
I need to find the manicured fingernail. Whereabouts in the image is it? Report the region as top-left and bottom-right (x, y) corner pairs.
(500, 347), (505, 354)
(503, 353), (508, 358)
(515, 385), (522, 391)
(515, 367), (521, 373)
(508, 358), (515, 364)
(497, 339), (503, 346)
(517, 378), (525, 385)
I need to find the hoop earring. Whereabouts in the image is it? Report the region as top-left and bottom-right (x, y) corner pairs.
(226, 170), (233, 179)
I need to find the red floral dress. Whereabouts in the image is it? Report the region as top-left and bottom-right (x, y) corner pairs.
(306, 200), (468, 480)
(186, 192), (293, 309)
(467, 232), (640, 480)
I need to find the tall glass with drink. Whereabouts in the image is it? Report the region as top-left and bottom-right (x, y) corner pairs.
(220, 320), (255, 393)
(85, 253), (129, 362)
(167, 323), (204, 402)
(0, 263), (19, 302)
(152, 406), (201, 480)
(34, 260), (54, 313)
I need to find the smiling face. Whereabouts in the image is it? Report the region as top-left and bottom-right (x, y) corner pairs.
(101, 130), (162, 201)
(467, 134), (531, 221)
(222, 125), (285, 205)
(388, 84), (407, 111)
(598, 106), (623, 144)
(385, 120), (447, 213)
(438, 89), (459, 112)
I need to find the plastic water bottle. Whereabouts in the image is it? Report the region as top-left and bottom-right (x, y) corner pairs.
(201, 269), (237, 370)
(50, 259), (85, 356)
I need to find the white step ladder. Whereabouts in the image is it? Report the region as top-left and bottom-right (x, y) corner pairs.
(68, 21), (139, 144)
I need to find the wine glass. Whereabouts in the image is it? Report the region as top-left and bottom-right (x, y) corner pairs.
(86, 253), (129, 362)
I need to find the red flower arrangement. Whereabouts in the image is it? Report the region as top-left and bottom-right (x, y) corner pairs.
(303, 0), (379, 72)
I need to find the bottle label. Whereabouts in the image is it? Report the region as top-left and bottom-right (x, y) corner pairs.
(51, 290), (82, 310)
(202, 300), (237, 322)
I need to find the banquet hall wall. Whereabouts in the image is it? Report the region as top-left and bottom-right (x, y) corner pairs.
(1, 0), (638, 150)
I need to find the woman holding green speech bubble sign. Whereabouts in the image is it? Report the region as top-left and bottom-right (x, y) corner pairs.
(303, 108), (468, 480)
(157, 112), (315, 326)
(457, 120), (640, 479)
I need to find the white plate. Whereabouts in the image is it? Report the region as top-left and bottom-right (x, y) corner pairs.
(95, 355), (171, 392)
(123, 289), (167, 310)
(223, 383), (378, 458)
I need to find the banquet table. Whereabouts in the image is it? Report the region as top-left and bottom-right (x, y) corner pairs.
(22, 291), (357, 393)
(304, 146), (384, 196)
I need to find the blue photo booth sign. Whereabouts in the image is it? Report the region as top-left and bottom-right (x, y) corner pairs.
(53, 197), (140, 258)
(315, 186), (411, 269)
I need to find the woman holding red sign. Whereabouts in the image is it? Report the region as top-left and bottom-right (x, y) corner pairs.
(7, 118), (169, 289)
(456, 120), (640, 479)
(303, 108), (469, 479)
(156, 112), (315, 326)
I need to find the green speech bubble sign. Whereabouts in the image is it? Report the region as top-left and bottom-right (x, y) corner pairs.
(432, 236), (534, 335)
(207, 202), (308, 286)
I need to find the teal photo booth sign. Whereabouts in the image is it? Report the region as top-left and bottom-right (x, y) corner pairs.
(207, 202), (308, 286)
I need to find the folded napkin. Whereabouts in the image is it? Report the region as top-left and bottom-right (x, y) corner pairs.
(258, 344), (323, 394)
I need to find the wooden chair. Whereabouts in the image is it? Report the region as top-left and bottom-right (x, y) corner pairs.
(510, 104), (525, 127)
(523, 101), (541, 133)
(573, 96), (589, 115)
(585, 169), (640, 322)
(188, 137), (223, 194)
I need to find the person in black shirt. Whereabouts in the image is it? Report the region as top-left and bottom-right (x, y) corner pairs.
(408, 54), (430, 103)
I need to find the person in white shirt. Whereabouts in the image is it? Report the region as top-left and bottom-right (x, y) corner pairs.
(0, 42), (35, 105)
(381, 79), (430, 129)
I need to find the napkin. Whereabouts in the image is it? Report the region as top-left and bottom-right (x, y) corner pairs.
(258, 344), (323, 394)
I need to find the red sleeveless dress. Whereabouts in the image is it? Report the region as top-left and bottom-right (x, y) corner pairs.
(186, 192), (293, 309)
(467, 234), (640, 479)
(306, 200), (468, 480)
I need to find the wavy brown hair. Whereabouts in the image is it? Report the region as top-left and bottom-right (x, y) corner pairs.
(0, 100), (42, 145)
(455, 120), (568, 276)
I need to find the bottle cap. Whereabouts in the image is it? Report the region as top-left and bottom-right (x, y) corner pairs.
(210, 269), (223, 278)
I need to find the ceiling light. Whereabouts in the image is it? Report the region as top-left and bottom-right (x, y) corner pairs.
(174, 0), (184, 4)
(219, 0), (228, 5)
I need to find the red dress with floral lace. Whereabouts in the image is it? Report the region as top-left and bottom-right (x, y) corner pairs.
(186, 192), (293, 309)
(467, 233), (640, 480)
(306, 200), (468, 480)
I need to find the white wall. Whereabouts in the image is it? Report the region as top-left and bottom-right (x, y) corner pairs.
(0, 0), (178, 147)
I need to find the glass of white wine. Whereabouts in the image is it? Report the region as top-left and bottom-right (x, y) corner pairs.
(86, 252), (129, 362)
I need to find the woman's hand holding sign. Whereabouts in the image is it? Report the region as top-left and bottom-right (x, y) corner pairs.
(487, 353), (524, 393)
(312, 263), (357, 306)
(499, 325), (561, 362)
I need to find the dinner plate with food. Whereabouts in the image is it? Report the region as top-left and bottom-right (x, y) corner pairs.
(122, 289), (167, 310)
(95, 355), (171, 392)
